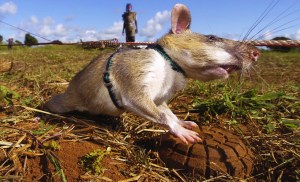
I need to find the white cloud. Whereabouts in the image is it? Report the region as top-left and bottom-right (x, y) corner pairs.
(38, 24), (68, 37)
(53, 24), (68, 36)
(286, 29), (300, 40)
(13, 16), (71, 42)
(76, 21), (123, 42)
(85, 30), (96, 34)
(30, 16), (39, 24)
(39, 25), (52, 36)
(140, 10), (171, 41)
(79, 30), (98, 41)
(104, 21), (123, 35)
(0, 2), (17, 15)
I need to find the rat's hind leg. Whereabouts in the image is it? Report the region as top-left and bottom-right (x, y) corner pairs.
(44, 93), (79, 114)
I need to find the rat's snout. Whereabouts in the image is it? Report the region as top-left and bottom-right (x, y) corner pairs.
(250, 49), (260, 62)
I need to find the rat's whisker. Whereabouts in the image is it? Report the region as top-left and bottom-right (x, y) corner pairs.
(242, 0), (281, 42)
(250, 6), (300, 41)
(251, 66), (269, 86)
(254, 19), (300, 41)
(248, 5), (299, 40)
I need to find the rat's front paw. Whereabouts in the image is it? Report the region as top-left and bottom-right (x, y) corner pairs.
(170, 124), (201, 144)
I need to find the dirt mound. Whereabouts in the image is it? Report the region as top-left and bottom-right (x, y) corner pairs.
(158, 126), (254, 179)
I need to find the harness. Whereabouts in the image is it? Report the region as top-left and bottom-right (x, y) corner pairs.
(146, 45), (185, 75)
(103, 45), (185, 109)
(103, 49), (123, 109)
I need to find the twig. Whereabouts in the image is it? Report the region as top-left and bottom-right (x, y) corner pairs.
(171, 169), (187, 182)
(0, 141), (26, 149)
(149, 162), (169, 171)
(183, 112), (190, 120)
(136, 129), (168, 134)
(0, 125), (43, 147)
(202, 175), (230, 182)
(134, 121), (150, 131)
(246, 157), (295, 180)
(118, 174), (142, 182)
(47, 82), (69, 86)
(23, 156), (27, 174)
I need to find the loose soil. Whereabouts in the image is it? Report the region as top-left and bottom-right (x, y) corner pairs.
(25, 140), (128, 181)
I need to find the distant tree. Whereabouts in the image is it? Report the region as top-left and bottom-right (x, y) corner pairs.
(267, 36), (293, 52)
(51, 40), (63, 45)
(15, 40), (22, 45)
(0, 35), (3, 44)
(24, 33), (38, 46)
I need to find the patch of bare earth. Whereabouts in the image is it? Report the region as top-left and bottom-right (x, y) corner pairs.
(25, 140), (128, 181)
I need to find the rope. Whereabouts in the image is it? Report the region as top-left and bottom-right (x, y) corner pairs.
(99, 40), (300, 47)
(247, 40), (300, 47)
(1, 39), (300, 47)
(118, 40), (300, 47)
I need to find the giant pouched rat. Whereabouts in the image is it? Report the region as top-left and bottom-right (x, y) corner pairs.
(44, 4), (260, 144)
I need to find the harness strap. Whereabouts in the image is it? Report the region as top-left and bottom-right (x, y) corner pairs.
(146, 44), (185, 76)
(103, 45), (185, 109)
(103, 49), (123, 109)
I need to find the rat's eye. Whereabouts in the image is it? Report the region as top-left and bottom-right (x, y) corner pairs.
(206, 35), (220, 42)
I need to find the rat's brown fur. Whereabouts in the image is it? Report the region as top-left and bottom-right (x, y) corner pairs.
(44, 4), (259, 144)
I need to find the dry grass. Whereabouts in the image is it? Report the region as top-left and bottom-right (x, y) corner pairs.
(0, 46), (299, 181)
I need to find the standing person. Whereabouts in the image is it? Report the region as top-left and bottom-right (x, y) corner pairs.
(7, 38), (13, 49)
(122, 3), (138, 42)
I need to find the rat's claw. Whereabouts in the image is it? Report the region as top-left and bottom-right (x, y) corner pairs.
(170, 124), (202, 144)
(186, 129), (202, 142)
(178, 135), (189, 145)
(179, 120), (199, 129)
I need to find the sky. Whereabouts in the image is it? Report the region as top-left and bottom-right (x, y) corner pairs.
(0, 0), (300, 43)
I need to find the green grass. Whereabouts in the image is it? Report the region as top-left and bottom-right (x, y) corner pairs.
(79, 147), (111, 175)
(190, 81), (299, 130)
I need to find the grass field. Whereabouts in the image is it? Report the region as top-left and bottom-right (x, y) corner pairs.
(0, 45), (299, 181)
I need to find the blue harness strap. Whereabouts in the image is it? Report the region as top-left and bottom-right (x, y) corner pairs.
(146, 44), (185, 76)
(103, 49), (123, 109)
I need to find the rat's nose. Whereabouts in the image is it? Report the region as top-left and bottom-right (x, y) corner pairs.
(251, 50), (260, 62)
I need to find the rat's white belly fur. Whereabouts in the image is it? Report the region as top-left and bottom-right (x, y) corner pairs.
(119, 51), (186, 107)
(143, 51), (185, 104)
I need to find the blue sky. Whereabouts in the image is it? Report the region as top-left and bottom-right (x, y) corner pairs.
(0, 0), (300, 43)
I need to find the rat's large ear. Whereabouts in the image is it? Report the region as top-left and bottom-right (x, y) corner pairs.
(171, 4), (191, 34)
